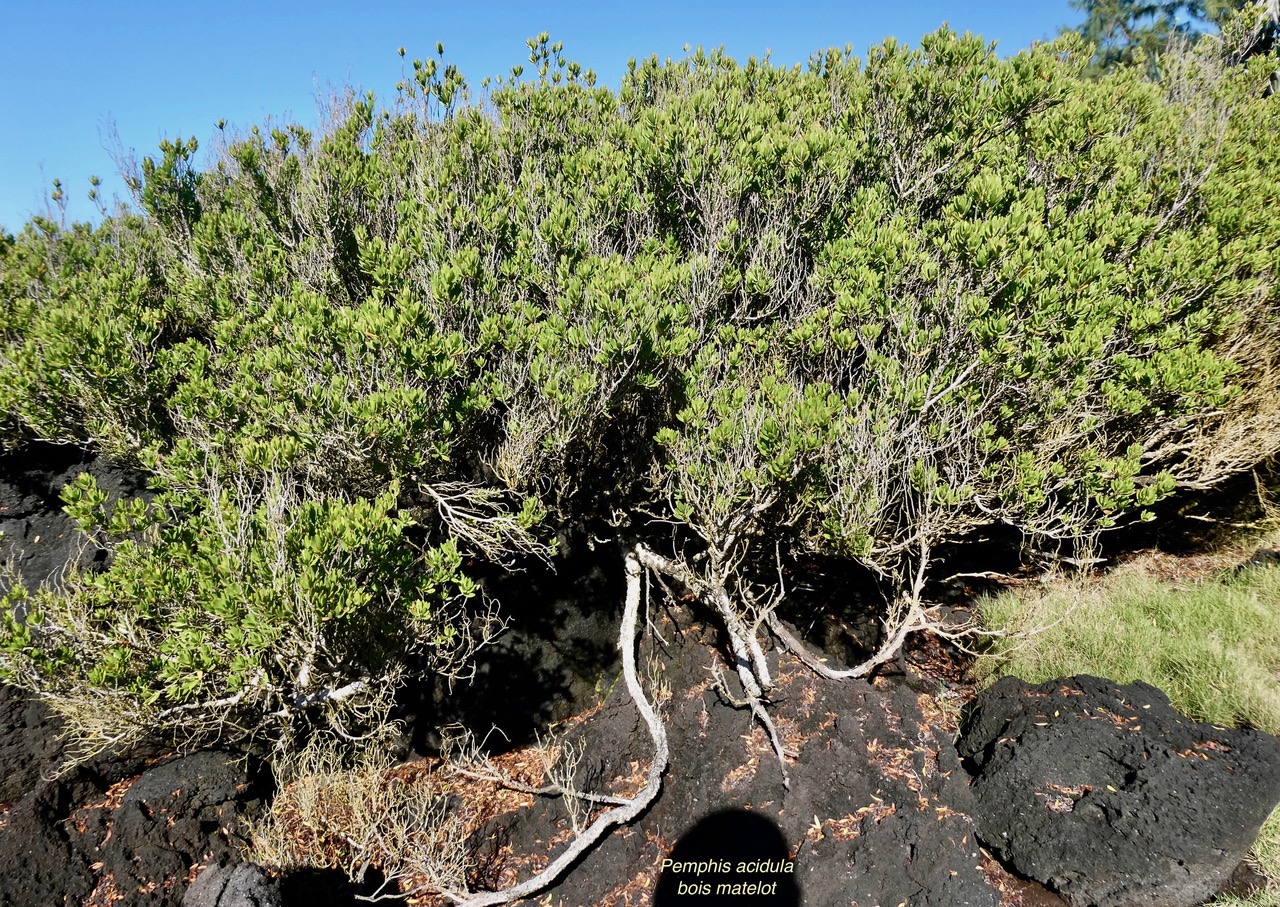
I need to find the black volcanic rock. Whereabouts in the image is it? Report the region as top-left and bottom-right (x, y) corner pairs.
(492, 608), (999, 907)
(184, 861), (282, 907)
(0, 773), (101, 906)
(101, 752), (271, 907)
(1245, 547), (1280, 569)
(0, 442), (149, 602)
(0, 750), (270, 907)
(0, 683), (66, 804)
(958, 675), (1280, 907)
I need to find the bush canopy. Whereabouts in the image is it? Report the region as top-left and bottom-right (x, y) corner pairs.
(1, 27), (1279, 762)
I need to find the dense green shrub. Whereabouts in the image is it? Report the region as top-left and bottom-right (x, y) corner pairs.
(0, 467), (495, 758)
(1, 27), (1278, 758)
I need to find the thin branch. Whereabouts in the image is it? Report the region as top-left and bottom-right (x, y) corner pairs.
(426, 544), (668, 907)
(446, 766), (632, 807)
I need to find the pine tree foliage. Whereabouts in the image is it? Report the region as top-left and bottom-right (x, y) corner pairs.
(1070, 0), (1277, 75)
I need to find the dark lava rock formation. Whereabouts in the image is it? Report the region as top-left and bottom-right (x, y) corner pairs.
(486, 608), (999, 907)
(1245, 546), (1280, 569)
(105, 752), (272, 905)
(184, 861), (282, 907)
(958, 674), (1280, 907)
(0, 442), (149, 599)
(0, 681), (66, 804)
(0, 750), (270, 907)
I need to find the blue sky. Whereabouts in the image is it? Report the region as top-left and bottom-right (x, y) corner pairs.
(1, 1), (1084, 230)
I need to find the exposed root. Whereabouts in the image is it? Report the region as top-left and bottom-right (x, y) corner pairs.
(425, 545), (669, 907)
(632, 542), (772, 695)
(767, 611), (894, 681)
(710, 665), (793, 789)
(631, 541), (797, 787)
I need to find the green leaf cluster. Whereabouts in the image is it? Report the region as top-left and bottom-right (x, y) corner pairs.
(1, 26), (1277, 752)
(2, 471), (474, 753)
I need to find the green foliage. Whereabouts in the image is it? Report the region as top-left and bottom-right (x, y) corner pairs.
(1, 470), (481, 757)
(0, 214), (173, 453)
(2, 27), (1279, 755)
(136, 136), (203, 230)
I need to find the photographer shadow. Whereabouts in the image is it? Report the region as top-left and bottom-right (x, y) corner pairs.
(652, 808), (801, 905)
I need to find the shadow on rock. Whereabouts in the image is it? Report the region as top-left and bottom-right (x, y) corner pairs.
(652, 809), (800, 906)
(398, 535), (624, 755)
(279, 867), (406, 906)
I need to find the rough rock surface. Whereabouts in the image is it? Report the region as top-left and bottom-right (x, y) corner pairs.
(103, 752), (270, 906)
(0, 682), (66, 804)
(184, 861), (282, 907)
(958, 674), (1280, 907)
(482, 607), (999, 907)
(0, 771), (103, 906)
(0, 751), (270, 907)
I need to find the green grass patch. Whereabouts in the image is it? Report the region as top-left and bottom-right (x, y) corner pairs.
(976, 561), (1280, 734)
(976, 546), (1280, 900)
